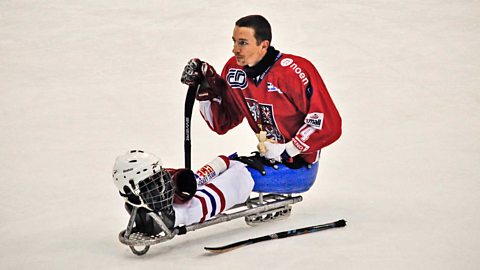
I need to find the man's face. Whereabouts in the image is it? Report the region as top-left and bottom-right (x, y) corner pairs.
(232, 26), (269, 67)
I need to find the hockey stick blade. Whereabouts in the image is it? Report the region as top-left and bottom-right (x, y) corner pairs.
(204, 219), (346, 254)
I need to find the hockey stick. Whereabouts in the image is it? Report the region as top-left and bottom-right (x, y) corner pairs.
(184, 84), (199, 169)
(204, 219), (346, 253)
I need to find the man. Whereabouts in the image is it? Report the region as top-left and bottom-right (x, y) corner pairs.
(181, 15), (341, 165)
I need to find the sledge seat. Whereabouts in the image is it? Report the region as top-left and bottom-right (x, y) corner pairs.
(248, 162), (319, 194)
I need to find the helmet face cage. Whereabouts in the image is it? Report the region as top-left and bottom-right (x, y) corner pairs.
(136, 167), (175, 212)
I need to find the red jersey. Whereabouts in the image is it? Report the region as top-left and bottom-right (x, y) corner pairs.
(199, 52), (341, 163)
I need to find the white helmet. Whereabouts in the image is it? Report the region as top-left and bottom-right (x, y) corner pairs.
(112, 150), (175, 212)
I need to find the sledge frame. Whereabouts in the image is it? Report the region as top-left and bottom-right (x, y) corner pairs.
(118, 192), (303, 255)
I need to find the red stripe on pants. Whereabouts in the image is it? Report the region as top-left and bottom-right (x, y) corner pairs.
(194, 195), (208, 223)
(206, 183), (226, 213)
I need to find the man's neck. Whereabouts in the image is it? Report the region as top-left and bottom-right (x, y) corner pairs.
(248, 50), (268, 68)
(244, 46), (280, 79)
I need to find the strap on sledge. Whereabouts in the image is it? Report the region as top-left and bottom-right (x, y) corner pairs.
(231, 151), (310, 175)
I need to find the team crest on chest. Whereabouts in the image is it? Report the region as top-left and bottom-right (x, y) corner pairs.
(245, 98), (285, 142)
(226, 69), (248, 89)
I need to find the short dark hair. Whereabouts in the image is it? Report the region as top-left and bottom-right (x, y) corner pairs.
(235, 15), (272, 45)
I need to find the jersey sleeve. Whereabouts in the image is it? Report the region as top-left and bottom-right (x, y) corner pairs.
(287, 59), (342, 154)
(198, 62), (245, 135)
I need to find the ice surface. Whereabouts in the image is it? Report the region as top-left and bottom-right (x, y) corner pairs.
(1, 0), (479, 269)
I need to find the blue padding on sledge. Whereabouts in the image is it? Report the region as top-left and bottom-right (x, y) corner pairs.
(248, 162), (319, 194)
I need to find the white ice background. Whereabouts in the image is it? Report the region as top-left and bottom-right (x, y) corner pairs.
(1, 0), (479, 269)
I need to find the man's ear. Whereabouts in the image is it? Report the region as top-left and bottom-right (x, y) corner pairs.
(261, 40), (270, 50)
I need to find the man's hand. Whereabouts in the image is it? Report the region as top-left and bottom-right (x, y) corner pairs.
(181, 59), (223, 101)
(259, 141), (302, 163)
(181, 58), (203, 86)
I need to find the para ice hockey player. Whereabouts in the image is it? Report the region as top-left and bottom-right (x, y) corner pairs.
(112, 15), (342, 239)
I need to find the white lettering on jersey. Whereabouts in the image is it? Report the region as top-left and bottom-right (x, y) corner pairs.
(280, 58), (309, 86)
(292, 137), (310, 152)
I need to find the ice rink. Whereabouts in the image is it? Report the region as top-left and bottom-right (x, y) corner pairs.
(1, 0), (479, 269)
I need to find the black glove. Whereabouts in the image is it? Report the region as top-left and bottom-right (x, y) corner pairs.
(170, 169), (197, 203)
(181, 58), (203, 86)
(181, 58), (225, 101)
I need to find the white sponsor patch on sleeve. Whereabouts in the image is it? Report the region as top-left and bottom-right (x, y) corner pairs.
(199, 100), (215, 128)
(304, 112), (324, 130)
(298, 125), (317, 142)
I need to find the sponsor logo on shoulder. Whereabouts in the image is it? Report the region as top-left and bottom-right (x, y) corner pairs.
(226, 69), (248, 89)
(280, 58), (309, 86)
(305, 112), (324, 130)
(280, 58), (294, 66)
(267, 82), (283, 94)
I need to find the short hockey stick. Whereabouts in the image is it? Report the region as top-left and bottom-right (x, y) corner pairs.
(204, 219), (346, 253)
(184, 84), (199, 169)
